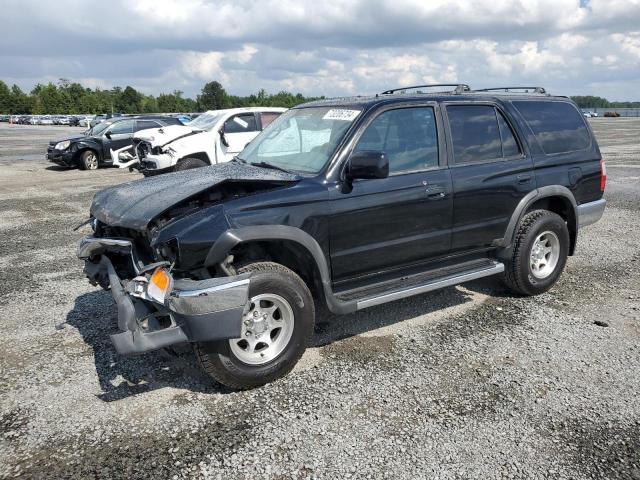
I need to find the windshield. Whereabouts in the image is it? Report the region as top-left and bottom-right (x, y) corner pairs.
(188, 112), (225, 131)
(239, 107), (361, 174)
(87, 122), (110, 136)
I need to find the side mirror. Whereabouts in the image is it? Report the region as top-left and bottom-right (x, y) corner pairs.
(219, 127), (229, 147)
(348, 151), (389, 180)
(104, 131), (112, 139)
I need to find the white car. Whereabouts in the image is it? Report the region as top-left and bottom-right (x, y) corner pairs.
(111, 107), (286, 175)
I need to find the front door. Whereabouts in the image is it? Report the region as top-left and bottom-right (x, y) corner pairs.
(103, 119), (135, 161)
(329, 105), (453, 282)
(220, 113), (260, 162)
(444, 103), (534, 252)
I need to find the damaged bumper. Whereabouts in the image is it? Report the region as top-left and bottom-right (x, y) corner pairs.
(110, 145), (140, 169)
(77, 236), (249, 356)
(139, 153), (174, 172)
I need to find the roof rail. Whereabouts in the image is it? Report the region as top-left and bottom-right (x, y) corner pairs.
(474, 87), (547, 95)
(381, 84), (471, 95)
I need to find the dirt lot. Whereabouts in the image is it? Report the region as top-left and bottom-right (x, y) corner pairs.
(0, 120), (639, 479)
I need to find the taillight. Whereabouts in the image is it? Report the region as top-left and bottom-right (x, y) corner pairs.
(600, 160), (607, 192)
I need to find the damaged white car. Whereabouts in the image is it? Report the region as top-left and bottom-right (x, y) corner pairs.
(111, 107), (286, 176)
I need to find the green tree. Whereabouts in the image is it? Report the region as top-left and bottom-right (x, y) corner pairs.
(197, 81), (227, 111)
(0, 81), (11, 113)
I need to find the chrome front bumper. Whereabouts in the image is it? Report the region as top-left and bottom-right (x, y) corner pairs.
(78, 236), (250, 355)
(577, 198), (606, 228)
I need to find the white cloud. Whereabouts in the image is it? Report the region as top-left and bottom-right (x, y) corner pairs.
(1, 0), (640, 100)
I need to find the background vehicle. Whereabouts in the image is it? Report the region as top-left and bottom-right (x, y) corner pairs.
(79, 84), (606, 389)
(47, 115), (184, 170)
(89, 113), (123, 129)
(119, 107), (286, 175)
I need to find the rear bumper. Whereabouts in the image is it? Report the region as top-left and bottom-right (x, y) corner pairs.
(577, 198), (606, 228)
(78, 236), (249, 355)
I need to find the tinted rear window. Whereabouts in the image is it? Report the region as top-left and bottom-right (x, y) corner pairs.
(513, 101), (591, 154)
(447, 105), (502, 163)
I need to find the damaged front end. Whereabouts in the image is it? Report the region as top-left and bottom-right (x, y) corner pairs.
(77, 236), (250, 355)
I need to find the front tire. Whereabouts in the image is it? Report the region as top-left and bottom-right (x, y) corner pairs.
(195, 262), (315, 390)
(79, 150), (98, 170)
(175, 157), (208, 171)
(502, 209), (570, 296)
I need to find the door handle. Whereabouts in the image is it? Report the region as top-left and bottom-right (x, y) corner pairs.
(517, 174), (532, 184)
(425, 187), (446, 199)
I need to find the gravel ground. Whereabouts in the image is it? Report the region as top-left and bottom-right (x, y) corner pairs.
(0, 120), (639, 479)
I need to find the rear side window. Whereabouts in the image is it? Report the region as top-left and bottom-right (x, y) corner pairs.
(447, 105), (502, 163)
(354, 107), (439, 173)
(496, 112), (520, 157)
(136, 120), (161, 131)
(260, 112), (281, 129)
(513, 101), (590, 154)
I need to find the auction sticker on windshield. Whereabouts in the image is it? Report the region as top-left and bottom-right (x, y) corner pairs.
(323, 109), (360, 121)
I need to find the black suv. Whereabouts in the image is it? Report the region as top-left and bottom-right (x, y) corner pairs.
(78, 85), (606, 389)
(47, 116), (184, 170)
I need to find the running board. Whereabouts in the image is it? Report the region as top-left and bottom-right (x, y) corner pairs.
(352, 261), (504, 310)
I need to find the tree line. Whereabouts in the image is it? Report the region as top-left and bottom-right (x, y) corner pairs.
(570, 95), (640, 109)
(0, 79), (322, 115)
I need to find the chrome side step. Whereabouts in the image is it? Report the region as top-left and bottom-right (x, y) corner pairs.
(355, 261), (504, 310)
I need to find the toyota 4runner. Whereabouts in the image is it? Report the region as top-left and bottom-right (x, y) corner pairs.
(77, 84), (606, 389)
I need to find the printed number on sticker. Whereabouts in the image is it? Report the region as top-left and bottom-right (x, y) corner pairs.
(323, 109), (360, 121)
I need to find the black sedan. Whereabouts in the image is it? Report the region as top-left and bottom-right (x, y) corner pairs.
(46, 116), (185, 170)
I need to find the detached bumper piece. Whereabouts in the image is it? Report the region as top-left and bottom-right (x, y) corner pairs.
(78, 236), (250, 356)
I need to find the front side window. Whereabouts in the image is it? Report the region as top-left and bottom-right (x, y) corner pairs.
(513, 100), (591, 154)
(354, 107), (439, 173)
(108, 120), (134, 135)
(224, 114), (258, 133)
(239, 107), (361, 174)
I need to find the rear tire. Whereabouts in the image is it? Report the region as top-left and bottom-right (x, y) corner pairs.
(502, 209), (570, 296)
(175, 157), (208, 171)
(195, 262), (315, 390)
(79, 150), (98, 170)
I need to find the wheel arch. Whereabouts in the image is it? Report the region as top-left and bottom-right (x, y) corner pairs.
(179, 151), (212, 165)
(496, 186), (579, 256)
(204, 226), (354, 315)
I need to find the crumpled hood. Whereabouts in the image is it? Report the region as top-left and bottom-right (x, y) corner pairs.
(134, 124), (203, 147)
(49, 135), (88, 145)
(91, 162), (301, 230)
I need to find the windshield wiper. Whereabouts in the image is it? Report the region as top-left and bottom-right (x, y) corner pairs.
(250, 161), (291, 173)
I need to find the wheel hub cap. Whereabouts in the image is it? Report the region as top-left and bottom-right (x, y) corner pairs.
(230, 293), (294, 365)
(529, 230), (560, 279)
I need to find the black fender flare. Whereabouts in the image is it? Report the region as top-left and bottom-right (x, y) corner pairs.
(204, 225), (356, 315)
(73, 140), (103, 161)
(494, 185), (578, 252)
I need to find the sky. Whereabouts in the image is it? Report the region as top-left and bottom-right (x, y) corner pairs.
(2, 0), (640, 100)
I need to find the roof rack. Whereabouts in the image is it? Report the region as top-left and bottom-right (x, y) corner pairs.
(474, 87), (547, 95)
(381, 84), (471, 95)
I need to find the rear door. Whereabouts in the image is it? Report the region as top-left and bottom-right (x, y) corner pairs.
(329, 104), (453, 282)
(444, 103), (534, 252)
